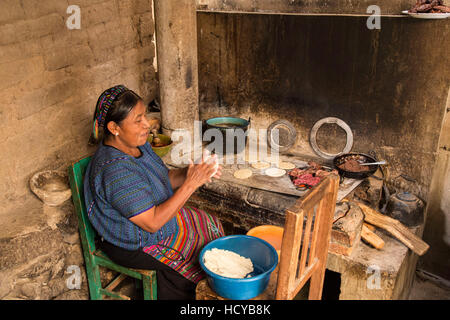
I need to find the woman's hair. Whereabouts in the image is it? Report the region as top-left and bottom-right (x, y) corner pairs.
(103, 90), (143, 138)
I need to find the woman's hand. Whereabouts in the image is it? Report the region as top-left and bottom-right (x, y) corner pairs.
(184, 159), (217, 190)
(211, 163), (223, 180)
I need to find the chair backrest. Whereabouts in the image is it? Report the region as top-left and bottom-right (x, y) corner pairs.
(68, 156), (97, 254)
(275, 174), (339, 300)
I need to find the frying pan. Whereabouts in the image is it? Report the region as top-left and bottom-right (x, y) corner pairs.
(333, 152), (379, 180)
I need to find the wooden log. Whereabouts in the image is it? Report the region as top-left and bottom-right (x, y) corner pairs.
(361, 224), (385, 249)
(356, 202), (429, 256)
(363, 222), (376, 232)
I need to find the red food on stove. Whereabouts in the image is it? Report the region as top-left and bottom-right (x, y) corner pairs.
(288, 168), (307, 177)
(307, 161), (322, 170)
(289, 161), (338, 189)
(409, 0), (449, 13)
(293, 174), (321, 187)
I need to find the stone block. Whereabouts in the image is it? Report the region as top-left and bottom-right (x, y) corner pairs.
(0, 14), (63, 45)
(0, 56), (44, 91)
(43, 47), (71, 71)
(21, 0), (68, 20)
(0, 0), (25, 24)
(86, 21), (124, 53)
(43, 43), (94, 71)
(122, 44), (155, 68)
(0, 39), (41, 64)
(82, 0), (118, 27)
(118, 0), (152, 16)
(29, 14), (65, 40)
(0, 21), (31, 46)
(44, 77), (81, 107)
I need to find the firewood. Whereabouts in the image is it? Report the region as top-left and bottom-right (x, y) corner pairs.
(355, 201), (429, 256)
(361, 224), (385, 249)
(363, 222), (376, 232)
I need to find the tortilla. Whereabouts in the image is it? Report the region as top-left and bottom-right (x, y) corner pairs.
(251, 162), (270, 169)
(233, 169), (253, 179)
(277, 162), (296, 170)
(265, 168), (286, 177)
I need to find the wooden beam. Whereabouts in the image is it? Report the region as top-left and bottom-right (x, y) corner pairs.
(196, 0), (413, 16)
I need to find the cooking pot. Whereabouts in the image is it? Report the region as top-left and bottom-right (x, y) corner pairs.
(385, 191), (424, 227)
(204, 117), (251, 154)
(333, 152), (379, 180)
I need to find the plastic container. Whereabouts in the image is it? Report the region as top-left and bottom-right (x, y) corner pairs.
(199, 235), (278, 300)
(246, 225), (284, 252)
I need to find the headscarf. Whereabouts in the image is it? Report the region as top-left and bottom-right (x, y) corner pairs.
(88, 85), (129, 144)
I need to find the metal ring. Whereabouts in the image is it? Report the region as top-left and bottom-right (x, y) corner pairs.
(267, 119), (297, 152)
(309, 117), (353, 160)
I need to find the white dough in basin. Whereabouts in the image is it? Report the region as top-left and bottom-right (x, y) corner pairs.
(203, 248), (254, 279)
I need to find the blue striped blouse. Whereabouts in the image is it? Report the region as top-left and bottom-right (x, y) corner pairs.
(83, 141), (178, 250)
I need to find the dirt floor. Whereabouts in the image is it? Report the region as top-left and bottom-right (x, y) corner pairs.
(408, 275), (450, 300)
(108, 269), (450, 300)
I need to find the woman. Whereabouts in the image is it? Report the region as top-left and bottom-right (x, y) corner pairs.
(84, 85), (225, 300)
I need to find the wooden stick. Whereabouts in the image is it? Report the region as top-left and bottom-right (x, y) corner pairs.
(363, 222), (376, 232)
(356, 202), (429, 256)
(361, 224), (385, 249)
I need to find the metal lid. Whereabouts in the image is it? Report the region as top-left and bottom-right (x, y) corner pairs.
(396, 192), (418, 202)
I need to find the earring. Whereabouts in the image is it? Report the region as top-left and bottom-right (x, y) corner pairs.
(115, 133), (119, 136)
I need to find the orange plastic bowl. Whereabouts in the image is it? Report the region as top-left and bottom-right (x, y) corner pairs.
(246, 225), (284, 252)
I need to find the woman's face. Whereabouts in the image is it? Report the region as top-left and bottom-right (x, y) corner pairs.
(116, 100), (150, 147)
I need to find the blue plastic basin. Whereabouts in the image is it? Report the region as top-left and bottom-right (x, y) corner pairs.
(199, 235), (278, 300)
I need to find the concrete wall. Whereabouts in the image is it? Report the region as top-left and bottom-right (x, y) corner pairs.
(0, 0), (157, 217)
(422, 92), (450, 280)
(196, 13), (450, 279)
(0, 0), (157, 300)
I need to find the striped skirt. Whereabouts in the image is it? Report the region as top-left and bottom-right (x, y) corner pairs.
(142, 206), (225, 283)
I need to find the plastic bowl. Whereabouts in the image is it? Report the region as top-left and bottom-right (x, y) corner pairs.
(247, 225), (284, 252)
(199, 235), (278, 300)
(147, 134), (173, 158)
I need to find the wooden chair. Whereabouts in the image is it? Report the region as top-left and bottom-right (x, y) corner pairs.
(276, 174), (339, 299)
(195, 174), (339, 300)
(68, 156), (157, 300)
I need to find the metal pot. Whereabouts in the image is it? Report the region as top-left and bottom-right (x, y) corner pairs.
(385, 192), (424, 227)
(333, 152), (379, 180)
(204, 117), (251, 154)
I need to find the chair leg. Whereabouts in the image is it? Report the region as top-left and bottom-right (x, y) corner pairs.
(308, 264), (326, 300)
(142, 273), (157, 300)
(84, 258), (104, 300)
